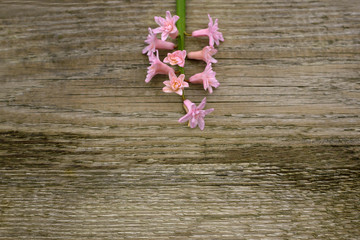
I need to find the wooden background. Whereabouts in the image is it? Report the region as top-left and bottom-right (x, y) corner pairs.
(0, 0), (359, 239)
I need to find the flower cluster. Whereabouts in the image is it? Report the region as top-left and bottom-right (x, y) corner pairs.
(142, 11), (224, 130)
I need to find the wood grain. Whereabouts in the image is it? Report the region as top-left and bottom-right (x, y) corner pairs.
(0, 0), (359, 239)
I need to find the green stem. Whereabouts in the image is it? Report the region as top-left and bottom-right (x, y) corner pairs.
(176, 0), (185, 76)
(176, 0), (186, 102)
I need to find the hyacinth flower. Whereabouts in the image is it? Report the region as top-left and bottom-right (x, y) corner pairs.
(189, 63), (220, 93)
(162, 71), (189, 96)
(145, 50), (174, 83)
(187, 46), (217, 64)
(178, 97), (214, 130)
(191, 14), (224, 47)
(141, 5), (224, 130)
(142, 28), (176, 56)
(163, 50), (187, 67)
(153, 11), (180, 41)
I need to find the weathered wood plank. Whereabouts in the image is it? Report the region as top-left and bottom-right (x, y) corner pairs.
(0, 0), (359, 239)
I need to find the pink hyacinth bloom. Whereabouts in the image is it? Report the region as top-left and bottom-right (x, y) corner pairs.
(178, 97), (214, 130)
(191, 14), (224, 47)
(163, 50), (187, 67)
(153, 11), (180, 41)
(189, 63), (220, 93)
(187, 46), (217, 64)
(145, 50), (174, 83)
(142, 28), (176, 56)
(162, 71), (189, 96)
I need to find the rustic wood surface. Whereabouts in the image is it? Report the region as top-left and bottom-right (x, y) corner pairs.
(0, 0), (359, 239)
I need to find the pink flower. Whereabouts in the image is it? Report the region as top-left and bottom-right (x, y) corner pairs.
(178, 97), (214, 130)
(142, 28), (176, 56)
(187, 46), (217, 64)
(163, 50), (187, 67)
(153, 11), (180, 41)
(145, 50), (174, 83)
(162, 71), (189, 95)
(189, 63), (220, 93)
(191, 14), (224, 47)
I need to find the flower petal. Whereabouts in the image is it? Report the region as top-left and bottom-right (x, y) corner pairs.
(214, 18), (219, 29)
(198, 97), (207, 110)
(214, 37), (220, 46)
(189, 73), (203, 84)
(190, 117), (198, 128)
(163, 80), (171, 87)
(198, 118), (205, 130)
(166, 11), (172, 21)
(142, 45), (150, 54)
(161, 31), (169, 41)
(172, 15), (180, 24)
(205, 62), (212, 73)
(153, 27), (162, 34)
(209, 36), (214, 47)
(178, 112), (192, 123)
(162, 86), (173, 93)
(210, 78), (220, 88)
(182, 50), (187, 58)
(169, 71), (176, 79)
(175, 89), (183, 96)
(203, 78), (209, 91)
(209, 47), (217, 55)
(183, 100), (194, 113)
(219, 32), (224, 41)
(145, 72), (155, 83)
(208, 14), (213, 28)
(204, 108), (214, 115)
(210, 57), (217, 63)
(178, 74), (185, 82)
